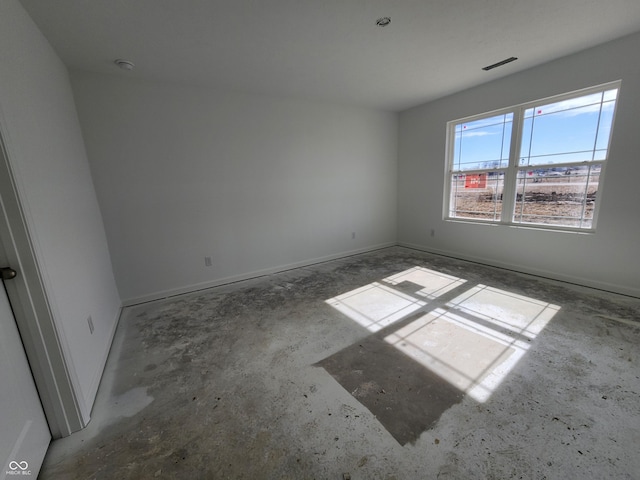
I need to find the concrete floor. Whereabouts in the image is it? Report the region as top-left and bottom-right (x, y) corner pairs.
(39, 247), (640, 479)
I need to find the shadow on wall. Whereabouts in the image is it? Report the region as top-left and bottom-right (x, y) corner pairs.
(317, 266), (560, 445)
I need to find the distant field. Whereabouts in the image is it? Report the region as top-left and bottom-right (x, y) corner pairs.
(451, 174), (599, 227)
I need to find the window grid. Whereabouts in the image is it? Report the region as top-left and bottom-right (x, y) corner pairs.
(445, 82), (619, 231)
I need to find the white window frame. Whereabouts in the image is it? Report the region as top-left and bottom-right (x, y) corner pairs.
(443, 81), (621, 232)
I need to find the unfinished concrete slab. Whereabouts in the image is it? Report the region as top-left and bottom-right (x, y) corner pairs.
(39, 247), (640, 479)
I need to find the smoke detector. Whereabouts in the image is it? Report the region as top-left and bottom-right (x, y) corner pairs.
(114, 59), (135, 71)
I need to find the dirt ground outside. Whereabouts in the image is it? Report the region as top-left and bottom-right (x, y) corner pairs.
(451, 174), (598, 227)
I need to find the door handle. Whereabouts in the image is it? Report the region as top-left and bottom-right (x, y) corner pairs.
(1, 267), (17, 280)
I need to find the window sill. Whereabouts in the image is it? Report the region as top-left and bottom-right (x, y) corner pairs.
(444, 217), (596, 235)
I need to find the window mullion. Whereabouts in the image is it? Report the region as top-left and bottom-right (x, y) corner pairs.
(444, 81), (619, 230)
(500, 107), (522, 224)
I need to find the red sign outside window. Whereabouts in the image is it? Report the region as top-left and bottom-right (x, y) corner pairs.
(464, 173), (487, 189)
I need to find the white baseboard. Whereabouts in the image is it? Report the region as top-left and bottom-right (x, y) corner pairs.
(122, 242), (397, 307)
(122, 240), (638, 307)
(398, 241), (640, 299)
(81, 306), (123, 422)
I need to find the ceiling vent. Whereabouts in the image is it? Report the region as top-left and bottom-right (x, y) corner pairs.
(482, 57), (518, 71)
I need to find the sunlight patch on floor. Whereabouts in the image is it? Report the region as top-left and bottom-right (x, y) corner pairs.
(326, 282), (426, 332)
(327, 267), (560, 402)
(383, 266), (467, 300)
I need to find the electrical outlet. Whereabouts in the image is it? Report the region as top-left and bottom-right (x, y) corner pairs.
(430, 229), (435, 237)
(205, 256), (212, 267)
(87, 316), (94, 334)
(352, 232), (356, 240)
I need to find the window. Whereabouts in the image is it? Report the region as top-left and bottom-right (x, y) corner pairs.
(445, 82), (620, 230)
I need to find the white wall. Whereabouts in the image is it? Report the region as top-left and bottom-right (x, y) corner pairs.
(398, 31), (640, 297)
(0, 0), (121, 416)
(70, 72), (398, 304)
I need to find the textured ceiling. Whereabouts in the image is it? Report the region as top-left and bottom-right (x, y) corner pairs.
(19, 0), (640, 111)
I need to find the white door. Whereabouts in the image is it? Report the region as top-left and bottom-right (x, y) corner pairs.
(0, 276), (50, 479)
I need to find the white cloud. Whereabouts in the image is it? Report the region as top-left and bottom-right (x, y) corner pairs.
(527, 90), (617, 118)
(456, 130), (497, 138)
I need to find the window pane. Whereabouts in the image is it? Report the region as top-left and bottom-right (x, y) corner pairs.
(446, 83), (618, 231)
(595, 100), (616, 151)
(602, 89), (618, 102)
(453, 114), (513, 171)
(449, 172), (503, 221)
(519, 90), (617, 167)
(513, 166), (600, 228)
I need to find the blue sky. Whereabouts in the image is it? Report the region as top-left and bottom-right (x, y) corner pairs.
(453, 89), (617, 171)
